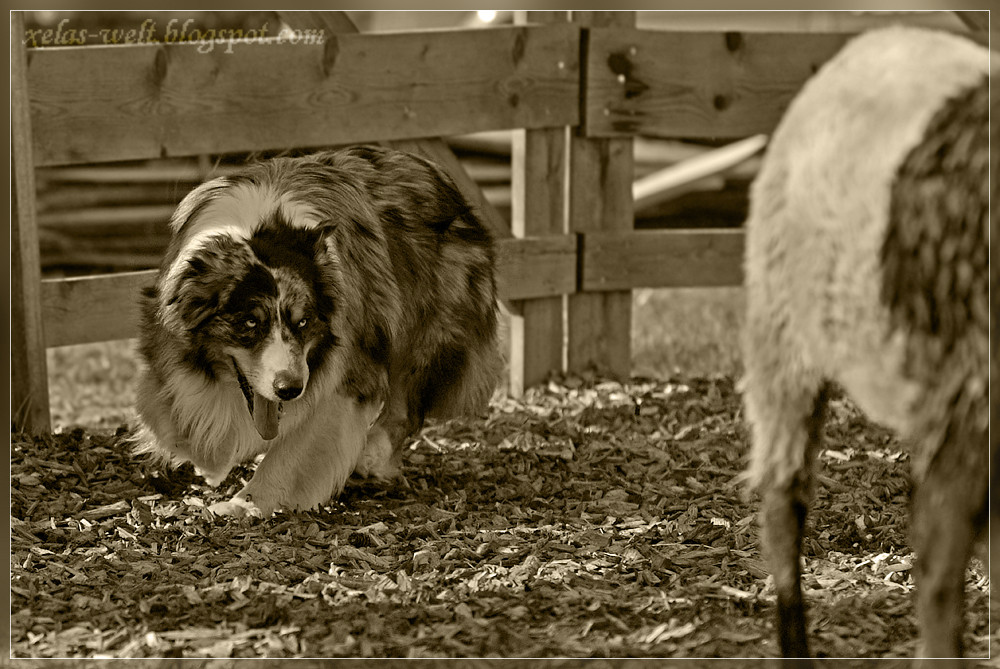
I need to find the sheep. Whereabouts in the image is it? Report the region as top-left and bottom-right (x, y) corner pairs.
(740, 26), (992, 664)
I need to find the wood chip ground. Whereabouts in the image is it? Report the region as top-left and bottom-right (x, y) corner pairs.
(10, 375), (995, 661)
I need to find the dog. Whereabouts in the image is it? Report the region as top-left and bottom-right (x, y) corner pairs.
(133, 146), (502, 516)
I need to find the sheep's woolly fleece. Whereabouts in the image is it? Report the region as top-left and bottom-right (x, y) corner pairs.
(10, 375), (993, 660)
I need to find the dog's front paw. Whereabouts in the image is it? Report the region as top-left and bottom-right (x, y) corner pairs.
(209, 496), (265, 519)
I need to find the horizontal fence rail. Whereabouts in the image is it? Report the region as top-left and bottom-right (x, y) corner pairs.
(581, 229), (744, 291)
(38, 228), (752, 349)
(584, 29), (853, 138)
(29, 25), (580, 166)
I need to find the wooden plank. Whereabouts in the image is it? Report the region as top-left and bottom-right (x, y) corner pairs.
(632, 134), (766, 212)
(11, 11), (51, 432)
(567, 11), (635, 381)
(29, 25), (580, 166)
(567, 288), (632, 379)
(41, 271), (155, 348)
(582, 229), (744, 291)
(42, 253), (162, 272)
(277, 12), (514, 242)
(39, 184), (187, 209)
(40, 237), (576, 348)
(38, 163), (232, 183)
(39, 205), (177, 229)
(507, 10), (571, 396)
(584, 28), (852, 138)
(447, 131), (513, 157)
(496, 235), (576, 302)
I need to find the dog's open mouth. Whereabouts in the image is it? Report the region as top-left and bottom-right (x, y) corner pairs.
(234, 361), (282, 441)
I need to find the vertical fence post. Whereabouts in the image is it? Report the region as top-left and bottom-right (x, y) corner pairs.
(507, 10), (571, 396)
(566, 10), (635, 380)
(11, 11), (51, 433)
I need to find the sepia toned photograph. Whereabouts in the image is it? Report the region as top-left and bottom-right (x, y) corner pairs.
(9, 8), (994, 663)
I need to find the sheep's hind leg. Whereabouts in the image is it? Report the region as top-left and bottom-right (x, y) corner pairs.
(745, 360), (828, 664)
(911, 423), (988, 663)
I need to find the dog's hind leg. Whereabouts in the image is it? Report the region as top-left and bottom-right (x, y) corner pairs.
(210, 392), (380, 516)
(357, 387), (419, 481)
(356, 338), (501, 482)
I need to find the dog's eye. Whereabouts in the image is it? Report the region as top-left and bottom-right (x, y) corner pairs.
(245, 318), (258, 329)
(297, 318), (309, 329)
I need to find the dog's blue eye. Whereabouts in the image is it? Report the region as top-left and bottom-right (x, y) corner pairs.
(245, 318), (257, 328)
(297, 318), (308, 329)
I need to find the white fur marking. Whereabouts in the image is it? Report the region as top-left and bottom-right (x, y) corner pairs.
(255, 326), (308, 401)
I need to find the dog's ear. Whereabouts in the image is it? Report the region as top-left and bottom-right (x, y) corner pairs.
(307, 222), (345, 320)
(311, 221), (338, 254)
(167, 177), (232, 236)
(162, 235), (256, 333)
(311, 222), (345, 279)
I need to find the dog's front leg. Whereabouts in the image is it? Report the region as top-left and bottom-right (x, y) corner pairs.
(209, 392), (379, 517)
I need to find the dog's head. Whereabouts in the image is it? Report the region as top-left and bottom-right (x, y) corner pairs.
(151, 157), (398, 441)
(160, 212), (343, 440)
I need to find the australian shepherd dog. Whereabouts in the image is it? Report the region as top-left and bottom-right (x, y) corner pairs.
(133, 146), (502, 516)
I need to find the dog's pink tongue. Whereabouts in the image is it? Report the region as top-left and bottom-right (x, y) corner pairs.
(252, 393), (280, 440)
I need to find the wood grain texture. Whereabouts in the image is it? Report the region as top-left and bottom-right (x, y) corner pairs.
(11, 11), (52, 432)
(504, 10), (574, 396)
(567, 11), (635, 380)
(508, 124), (570, 394)
(41, 271), (155, 348)
(495, 235), (576, 302)
(566, 145), (633, 378)
(28, 25), (580, 166)
(41, 237), (576, 348)
(585, 28), (852, 138)
(278, 14), (514, 247)
(582, 229), (744, 291)
(567, 290), (632, 379)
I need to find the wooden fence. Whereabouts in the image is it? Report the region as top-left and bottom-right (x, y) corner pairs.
(11, 10), (987, 432)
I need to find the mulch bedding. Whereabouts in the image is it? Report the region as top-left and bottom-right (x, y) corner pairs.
(9, 375), (994, 661)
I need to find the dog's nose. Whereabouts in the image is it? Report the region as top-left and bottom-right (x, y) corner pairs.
(273, 373), (303, 401)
